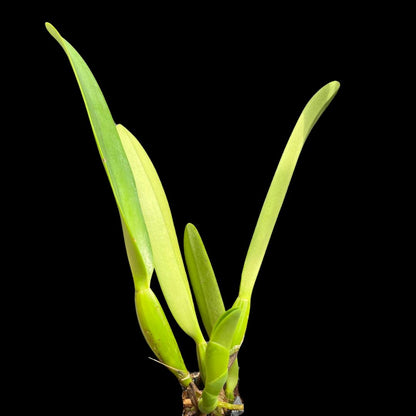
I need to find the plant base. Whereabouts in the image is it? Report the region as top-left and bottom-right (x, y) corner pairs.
(182, 372), (244, 416)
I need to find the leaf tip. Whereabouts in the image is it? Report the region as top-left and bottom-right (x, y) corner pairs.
(185, 222), (196, 233)
(45, 21), (57, 36)
(45, 22), (65, 48)
(327, 80), (341, 96)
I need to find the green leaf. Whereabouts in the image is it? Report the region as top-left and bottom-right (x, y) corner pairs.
(184, 223), (225, 336)
(225, 81), (340, 398)
(116, 124), (205, 345)
(47, 23), (193, 386)
(198, 307), (241, 414)
(239, 80), (340, 299)
(135, 288), (191, 386)
(45, 23), (153, 289)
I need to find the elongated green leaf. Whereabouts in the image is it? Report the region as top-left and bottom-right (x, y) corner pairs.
(198, 308), (241, 414)
(225, 81), (340, 398)
(46, 23), (153, 289)
(116, 124), (205, 345)
(239, 80), (340, 299)
(48, 24), (190, 388)
(184, 223), (225, 336)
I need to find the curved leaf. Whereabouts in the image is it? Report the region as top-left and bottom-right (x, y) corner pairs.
(239, 80), (340, 299)
(225, 81), (340, 398)
(46, 23), (153, 288)
(47, 23), (192, 388)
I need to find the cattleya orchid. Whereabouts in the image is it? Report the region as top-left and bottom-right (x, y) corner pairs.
(46, 22), (339, 415)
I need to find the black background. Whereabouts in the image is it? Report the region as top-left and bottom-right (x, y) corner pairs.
(9, 3), (409, 414)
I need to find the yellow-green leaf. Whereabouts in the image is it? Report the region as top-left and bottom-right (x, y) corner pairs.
(239, 81), (340, 299)
(225, 81), (340, 398)
(116, 124), (205, 345)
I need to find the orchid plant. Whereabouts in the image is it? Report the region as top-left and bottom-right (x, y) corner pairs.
(46, 22), (340, 415)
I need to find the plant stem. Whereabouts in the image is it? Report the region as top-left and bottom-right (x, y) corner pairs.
(217, 401), (244, 411)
